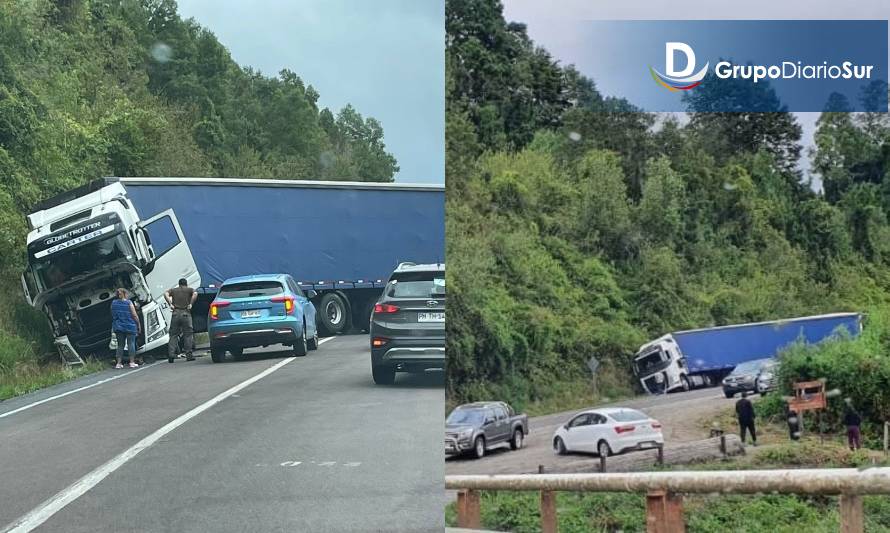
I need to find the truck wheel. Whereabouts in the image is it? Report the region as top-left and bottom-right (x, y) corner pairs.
(292, 326), (308, 357)
(473, 437), (486, 459)
(229, 348), (244, 359)
(318, 293), (349, 336)
(724, 390), (734, 399)
(510, 429), (523, 450)
(554, 437), (567, 455)
(680, 375), (690, 392)
(210, 348), (225, 363)
(372, 364), (395, 385)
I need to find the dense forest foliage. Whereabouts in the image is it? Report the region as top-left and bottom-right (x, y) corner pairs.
(445, 0), (890, 428)
(0, 0), (397, 394)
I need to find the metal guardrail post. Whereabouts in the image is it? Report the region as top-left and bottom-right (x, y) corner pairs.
(646, 490), (685, 533)
(456, 489), (481, 529)
(840, 494), (864, 533)
(657, 443), (664, 466)
(600, 453), (606, 473)
(540, 490), (558, 533)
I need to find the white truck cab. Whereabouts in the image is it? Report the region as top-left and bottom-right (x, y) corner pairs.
(632, 335), (711, 394)
(22, 179), (199, 364)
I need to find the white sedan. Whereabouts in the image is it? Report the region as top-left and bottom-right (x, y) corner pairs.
(552, 407), (664, 457)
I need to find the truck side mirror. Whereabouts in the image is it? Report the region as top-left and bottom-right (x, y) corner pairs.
(306, 289), (318, 299)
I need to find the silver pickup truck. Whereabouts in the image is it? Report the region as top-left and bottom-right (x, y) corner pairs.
(445, 401), (529, 459)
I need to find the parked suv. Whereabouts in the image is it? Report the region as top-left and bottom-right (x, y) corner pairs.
(445, 401), (529, 459)
(369, 262), (445, 384)
(208, 274), (319, 362)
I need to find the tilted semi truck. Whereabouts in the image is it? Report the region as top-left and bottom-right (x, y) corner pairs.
(22, 177), (444, 363)
(632, 313), (862, 394)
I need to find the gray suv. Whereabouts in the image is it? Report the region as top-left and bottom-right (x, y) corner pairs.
(370, 262), (445, 384)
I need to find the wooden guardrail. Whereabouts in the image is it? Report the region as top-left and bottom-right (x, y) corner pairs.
(447, 468), (890, 533)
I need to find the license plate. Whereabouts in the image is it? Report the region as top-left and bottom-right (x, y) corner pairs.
(418, 312), (444, 322)
(241, 310), (261, 319)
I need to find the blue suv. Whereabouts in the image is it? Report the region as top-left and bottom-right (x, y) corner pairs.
(208, 274), (319, 362)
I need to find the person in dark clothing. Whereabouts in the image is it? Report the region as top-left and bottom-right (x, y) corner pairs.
(785, 404), (801, 441)
(165, 278), (197, 363)
(735, 391), (757, 446)
(111, 288), (141, 369)
(843, 398), (862, 451)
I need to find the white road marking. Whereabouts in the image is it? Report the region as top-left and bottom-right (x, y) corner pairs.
(280, 461), (302, 467)
(2, 336), (335, 533)
(0, 362), (160, 420)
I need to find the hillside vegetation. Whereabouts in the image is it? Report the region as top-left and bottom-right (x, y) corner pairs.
(0, 0), (397, 397)
(445, 0), (890, 431)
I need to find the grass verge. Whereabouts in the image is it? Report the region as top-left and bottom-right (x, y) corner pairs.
(0, 357), (106, 401)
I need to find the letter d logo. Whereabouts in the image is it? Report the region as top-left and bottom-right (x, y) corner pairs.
(650, 42), (709, 92)
(666, 42), (695, 77)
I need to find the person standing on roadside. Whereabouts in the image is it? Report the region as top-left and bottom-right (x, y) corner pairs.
(165, 278), (197, 363)
(111, 288), (141, 369)
(785, 403), (801, 441)
(844, 398), (862, 451)
(735, 391), (757, 446)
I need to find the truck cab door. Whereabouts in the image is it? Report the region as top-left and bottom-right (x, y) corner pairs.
(138, 210), (200, 297)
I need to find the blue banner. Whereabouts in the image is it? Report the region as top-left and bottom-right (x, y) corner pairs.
(573, 20), (887, 112)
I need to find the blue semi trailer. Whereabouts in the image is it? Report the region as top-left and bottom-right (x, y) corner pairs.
(22, 177), (444, 363)
(632, 313), (862, 394)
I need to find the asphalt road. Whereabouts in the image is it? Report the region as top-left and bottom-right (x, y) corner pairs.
(0, 335), (444, 532)
(445, 387), (737, 475)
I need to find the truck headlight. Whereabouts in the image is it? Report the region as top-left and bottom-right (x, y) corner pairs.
(146, 309), (160, 334)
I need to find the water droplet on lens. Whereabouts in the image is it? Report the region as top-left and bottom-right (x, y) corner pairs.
(151, 42), (172, 63)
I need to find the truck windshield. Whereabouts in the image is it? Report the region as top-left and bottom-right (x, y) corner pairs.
(446, 409), (485, 425)
(30, 232), (135, 291)
(634, 349), (666, 375)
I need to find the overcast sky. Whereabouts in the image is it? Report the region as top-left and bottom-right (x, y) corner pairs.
(503, 0), (890, 190)
(177, 0), (445, 184)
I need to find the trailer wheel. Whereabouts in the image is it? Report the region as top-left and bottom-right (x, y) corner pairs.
(318, 292), (350, 336)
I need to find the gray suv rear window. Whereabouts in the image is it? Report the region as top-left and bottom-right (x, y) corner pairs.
(388, 272), (445, 298)
(219, 281), (284, 298)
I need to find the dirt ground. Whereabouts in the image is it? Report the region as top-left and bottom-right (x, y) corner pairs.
(445, 387), (744, 476)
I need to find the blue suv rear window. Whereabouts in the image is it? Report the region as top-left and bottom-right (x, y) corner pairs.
(219, 281), (284, 298)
